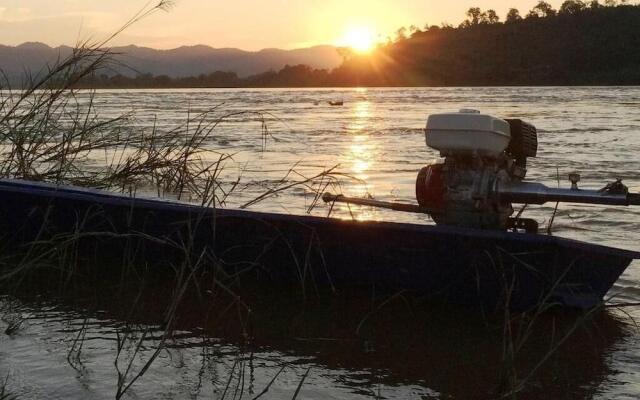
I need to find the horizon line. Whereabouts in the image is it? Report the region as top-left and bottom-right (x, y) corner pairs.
(0, 41), (339, 53)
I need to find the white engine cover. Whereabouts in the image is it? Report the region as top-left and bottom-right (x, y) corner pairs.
(425, 109), (511, 157)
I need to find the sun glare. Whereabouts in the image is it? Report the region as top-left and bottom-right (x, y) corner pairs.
(339, 26), (376, 53)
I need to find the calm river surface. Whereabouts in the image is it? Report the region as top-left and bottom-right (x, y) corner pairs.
(2, 87), (640, 399)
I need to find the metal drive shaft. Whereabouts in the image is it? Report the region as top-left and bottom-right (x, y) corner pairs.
(322, 193), (433, 214)
(497, 182), (640, 206)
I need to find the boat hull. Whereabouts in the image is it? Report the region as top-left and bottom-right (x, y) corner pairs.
(0, 179), (637, 311)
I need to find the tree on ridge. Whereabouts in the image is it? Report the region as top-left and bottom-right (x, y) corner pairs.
(560, 0), (588, 14)
(527, 1), (558, 18)
(506, 8), (523, 22)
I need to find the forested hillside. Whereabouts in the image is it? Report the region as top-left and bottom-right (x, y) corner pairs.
(336, 1), (640, 86)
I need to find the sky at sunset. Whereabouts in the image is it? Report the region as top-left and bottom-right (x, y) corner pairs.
(0, 0), (615, 50)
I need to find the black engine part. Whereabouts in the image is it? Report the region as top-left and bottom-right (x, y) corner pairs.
(505, 119), (538, 168)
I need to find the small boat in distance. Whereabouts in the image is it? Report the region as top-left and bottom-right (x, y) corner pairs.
(328, 100), (344, 106)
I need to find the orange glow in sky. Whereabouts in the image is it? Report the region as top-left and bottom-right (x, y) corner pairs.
(0, 1), (571, 50)
(337, 26), (378, 53)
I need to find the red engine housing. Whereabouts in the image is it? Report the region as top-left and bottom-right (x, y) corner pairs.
(416, 164), (445, 210)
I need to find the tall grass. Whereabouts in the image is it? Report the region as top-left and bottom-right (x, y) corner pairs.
(0, 374), (14, 400)
(0, 2), (353, 397)
(0, 0), (345, 207)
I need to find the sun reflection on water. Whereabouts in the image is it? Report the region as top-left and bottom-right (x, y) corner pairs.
(346, 101), (375, 180)
(342, 99), (381, 220)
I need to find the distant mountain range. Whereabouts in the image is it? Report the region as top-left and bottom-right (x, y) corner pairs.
(0, 42), (343, 83)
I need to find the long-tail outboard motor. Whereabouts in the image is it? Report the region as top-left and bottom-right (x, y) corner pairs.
(416, 109), (640, 232)
(323, 109), (639, 232)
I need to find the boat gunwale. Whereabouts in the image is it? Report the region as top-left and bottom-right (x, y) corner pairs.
(1, 178), (639, 260)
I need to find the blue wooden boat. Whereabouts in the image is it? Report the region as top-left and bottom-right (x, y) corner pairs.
(0, 178), (637, 311)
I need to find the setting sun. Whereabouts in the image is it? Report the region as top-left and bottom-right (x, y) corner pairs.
(338, 26), (377, 53)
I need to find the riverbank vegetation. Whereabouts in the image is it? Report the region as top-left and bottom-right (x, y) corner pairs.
(73, 1), (640, 88)
(0, 3), (350, 398)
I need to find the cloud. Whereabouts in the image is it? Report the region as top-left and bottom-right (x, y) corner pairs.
(0, 7), (32, 22)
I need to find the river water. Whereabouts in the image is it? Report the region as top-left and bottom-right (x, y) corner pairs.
(1, 87), (640, 399)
